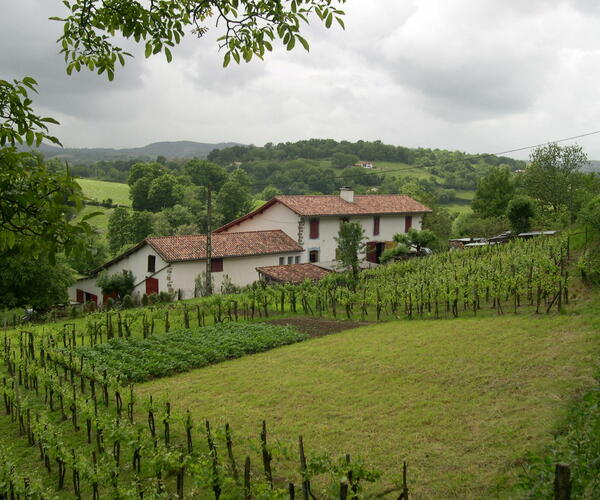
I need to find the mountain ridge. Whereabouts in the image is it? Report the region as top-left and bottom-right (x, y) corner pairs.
(30, 140), (242, 164)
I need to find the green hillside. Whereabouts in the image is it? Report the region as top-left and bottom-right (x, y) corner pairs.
(78, 178), (131, 206)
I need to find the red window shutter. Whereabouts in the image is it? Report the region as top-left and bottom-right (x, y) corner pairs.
(309, 219), (319, 239)
(211, 258), (224, 272)
(76, 289), (84, 303)
(405, 215), (413, 232)
(373, 216), (380, 236)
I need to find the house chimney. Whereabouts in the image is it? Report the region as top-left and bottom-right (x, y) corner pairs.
(340, 187), (354, 203)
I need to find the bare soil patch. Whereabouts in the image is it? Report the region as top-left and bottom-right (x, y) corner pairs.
(267, 316), (370, 338)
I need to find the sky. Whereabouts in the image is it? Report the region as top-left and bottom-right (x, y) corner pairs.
(3, 0), (600, 159)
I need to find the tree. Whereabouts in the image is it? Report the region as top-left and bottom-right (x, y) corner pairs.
(55, 0), (347, 80)
(381, 228), (436, 262)
(471, 166), (514, 218)
(0, 247), (73, 310)
(506, 195), (536, 234)
(107, 207), (132, 254)
(130, 211), (155, 242)
(216, 177), (254, 224)
(331, 152), (359, 169)
(130, 176), (153, 211)
(334, 221), (366, 285)
(147, 174), (182, 211)
(259, 185), (282, 200)
(0, 78), (94, 260)
(67, 238), (109, 275)
(523, 143), (588, 218)
(97, 270), (135, 299)
(185, 159), (228, 191)
(579, 195), (600, 232)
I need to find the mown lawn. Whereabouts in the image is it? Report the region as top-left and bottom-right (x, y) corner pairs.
(138, 305), (600, 499)
(77, 178), (131, 206)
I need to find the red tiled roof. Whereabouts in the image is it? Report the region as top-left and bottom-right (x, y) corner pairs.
(214, 194), (431, 233)
(256, 263), (331, 284)
(147, 230), (302, 262)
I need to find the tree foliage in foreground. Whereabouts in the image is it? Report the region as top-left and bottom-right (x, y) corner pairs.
(54, 0), (347, 79)
(381, 228), (436, 262)
(0, 78), (94, 259)
(334, 221), (366, 284)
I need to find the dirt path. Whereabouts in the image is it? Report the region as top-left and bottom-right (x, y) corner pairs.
(267, 316), (370, 338)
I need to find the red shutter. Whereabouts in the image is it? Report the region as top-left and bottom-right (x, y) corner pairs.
(211, 258), (224, 272)
(76, 289), (84, 303)
(366, 242), (378, 263)
(309, 219), (319, 239)
(373, 216), (380, 236)
(405, 215), (412, 232)
(146, 277), (159, 295)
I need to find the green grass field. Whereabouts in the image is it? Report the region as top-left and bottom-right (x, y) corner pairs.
(78, 178), (131, 206)
(136, 295), (600, 498)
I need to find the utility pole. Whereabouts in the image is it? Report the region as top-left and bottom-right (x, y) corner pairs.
(205, 184), (213, 296)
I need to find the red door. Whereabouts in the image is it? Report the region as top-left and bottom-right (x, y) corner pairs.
(76, 289), (84, 303)
(146, 277), (159, 295)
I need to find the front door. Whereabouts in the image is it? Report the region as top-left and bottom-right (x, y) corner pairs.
(146, 277), (159, 295)
(366, 242), (378, 263)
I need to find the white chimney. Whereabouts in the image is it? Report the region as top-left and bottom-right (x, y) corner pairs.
(340, 187), (354, 203)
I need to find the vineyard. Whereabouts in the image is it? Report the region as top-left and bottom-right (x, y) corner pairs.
(0, 234), (592, 498)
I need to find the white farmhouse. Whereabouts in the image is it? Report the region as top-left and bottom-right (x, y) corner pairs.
(70, 230), (302, 305)
(215, 188), (431, 264)
(69, 189), (430, 305)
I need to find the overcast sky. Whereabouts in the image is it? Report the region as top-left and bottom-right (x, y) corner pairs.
(3, 0), (600, 159)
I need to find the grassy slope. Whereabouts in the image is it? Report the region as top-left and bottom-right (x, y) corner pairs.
(78, 178), (131, 206)
(138, 303), (600, 499)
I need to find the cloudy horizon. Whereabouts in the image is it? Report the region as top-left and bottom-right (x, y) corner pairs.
(3, 0), (600, 160)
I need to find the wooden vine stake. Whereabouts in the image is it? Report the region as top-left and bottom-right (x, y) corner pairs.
(261, 420), (273, 488)
(244, 456), (251, 500)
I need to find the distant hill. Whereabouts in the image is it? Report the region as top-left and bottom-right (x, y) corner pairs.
(29, 140), (242, 164)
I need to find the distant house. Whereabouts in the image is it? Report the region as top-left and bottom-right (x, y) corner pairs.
(69, 230), (302, 305)
(215, 188), (431, 264)
(355, 161), (374, 169)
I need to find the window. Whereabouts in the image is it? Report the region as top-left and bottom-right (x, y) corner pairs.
(309, 218), (319, 239)
(287, 256), (293, 265)
(279, 257), (285, 265)
(147, 255), (156, 272)
(295, 256), (300, 264)
(210, 258), (223, 272)
(373, 216), (380, 236)
(309, 250), (319, 263)
(405, 215), (413, 232)
(340, 217), (349, 224)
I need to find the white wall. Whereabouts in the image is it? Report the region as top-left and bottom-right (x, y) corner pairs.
(169, 252), (303, 299)
(68, 243), (169, 305)
(219, 203), (300, 241)
(303, 214), (423, 262)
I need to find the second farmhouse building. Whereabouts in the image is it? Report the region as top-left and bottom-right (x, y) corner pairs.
(215, 188), (432, 264)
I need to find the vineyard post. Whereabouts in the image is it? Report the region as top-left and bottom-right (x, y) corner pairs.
(554, 463), (571, 500)
(261, 420), (273, 488)
(225, 423), (239, 482)
(244, 457), (251, 500)
(299, 436), (310, 500)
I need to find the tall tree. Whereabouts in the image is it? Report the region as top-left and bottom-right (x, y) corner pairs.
(334, 221), (366, 285)
(216, 177), (254, 224)
(185, 159), (228, 191)
(107, 207), (132, 254)
(523, 143), (588, 219)
(471, 166), (515, 218)
(506, 195), (536, 234)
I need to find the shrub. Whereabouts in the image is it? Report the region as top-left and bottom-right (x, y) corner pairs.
(141, 294), (149, 306)
(122, 294), (134, 309)
(148, 293), (159, 305)
(97, 269), (135, 299)
(158, 291), (172, 303)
